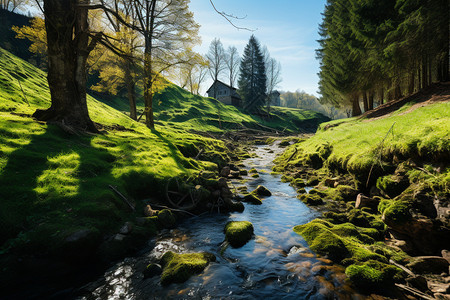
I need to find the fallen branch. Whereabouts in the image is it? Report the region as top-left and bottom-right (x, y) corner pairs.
(148, 203), (197, 217)
(286, 147), (298, 163)
(194, 149), (204, 160)
(389, 259), (414, 276)
(395, 283), (434, 300)
(366, 122), (396, 187)
(109, 185), (135, 211)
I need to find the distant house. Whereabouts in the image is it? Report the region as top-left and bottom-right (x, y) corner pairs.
(269, 91), (281, 106)
(206, 80), (242, 107)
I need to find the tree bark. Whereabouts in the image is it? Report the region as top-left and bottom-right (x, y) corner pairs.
(351, 94), (361, 117)
(362, 91), (368, 112)
(34, 0), (97, 133)
(124, 58), (137, 120)
(408, 72), (415, 95)
(394, 83), (402, 100)
(379, 88), (384, 105)
(368, 91), (374, 110)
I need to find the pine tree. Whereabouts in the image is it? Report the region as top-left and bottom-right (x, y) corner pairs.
(238, 35), (266, 113)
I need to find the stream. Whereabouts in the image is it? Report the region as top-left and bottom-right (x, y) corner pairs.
(76, 143), (361, 299)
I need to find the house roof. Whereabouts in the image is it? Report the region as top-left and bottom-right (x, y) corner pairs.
(206, 80), (237, 94)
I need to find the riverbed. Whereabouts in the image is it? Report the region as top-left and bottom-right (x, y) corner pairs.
(76, 143), (360, 299)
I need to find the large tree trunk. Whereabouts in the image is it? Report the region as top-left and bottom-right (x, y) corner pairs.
(351, 94), (362, 117)
(124, 59), (137, 120)
(34, 0), (97, 132)
(144, 52), (154, 129)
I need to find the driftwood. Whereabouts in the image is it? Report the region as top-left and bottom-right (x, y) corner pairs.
(164, 178), (200, 211)
(389, 259), (415, 277)
(395, 284), (435, 300)
(149, 203), (197, 217)
(109, 185), (135, 211)
(286, 147), (298, 163)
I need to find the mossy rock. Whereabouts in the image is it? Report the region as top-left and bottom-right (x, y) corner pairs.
(227, 200), (245, 212)
(278, 140), (291, 147)
(158, 209), (176, 229)
(291, 178), (306, 188)
(323, 211), (348, 224)
(376, 174), (410, 198)
(252, 185), (272, 197)
(242, 193), (262, 205)
(294, 220), (349, 261)
(306, 176), (320, 186)
(297, 187), (307, 194)
(160, 251), (216, 285)
(251, 173), (260, 178)
(309, 189), (327, 198)
(335, 185), (358, 201)
(298, 194), (324, 206)
(346, 260), (404, 291)
(382, 200), (412, 225)
(249, 168), (258, 174)
(224, 221), (254, 248)
(347, 209), (371, 228)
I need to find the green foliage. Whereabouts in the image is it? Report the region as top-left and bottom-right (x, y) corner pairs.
(160, 251), (216, 285)
(238, 35), (267, 112)
(224, 221), (254, 247)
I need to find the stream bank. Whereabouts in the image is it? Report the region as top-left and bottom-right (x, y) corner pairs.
(72, 141), (379, 299)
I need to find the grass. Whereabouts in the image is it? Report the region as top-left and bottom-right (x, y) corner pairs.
(0, 47), (232, 257)
(275, 98), (450, 187)
(94, 77), (329, 134)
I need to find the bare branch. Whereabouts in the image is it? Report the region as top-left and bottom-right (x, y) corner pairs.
(209, 0), (255, 31)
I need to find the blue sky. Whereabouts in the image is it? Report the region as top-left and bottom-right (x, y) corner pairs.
(189, 0), (327, 96)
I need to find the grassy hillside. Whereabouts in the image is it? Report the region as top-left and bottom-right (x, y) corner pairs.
(0, 47), (230, 258)
(95, 80), (329, 134)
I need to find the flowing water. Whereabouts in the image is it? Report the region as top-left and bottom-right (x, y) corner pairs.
(77, 143), (359, 300)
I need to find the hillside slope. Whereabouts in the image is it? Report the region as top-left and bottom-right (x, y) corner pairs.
(0, 47), (231, 265)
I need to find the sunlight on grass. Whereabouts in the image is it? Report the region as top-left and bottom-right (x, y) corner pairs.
(34, 152), (81, 201)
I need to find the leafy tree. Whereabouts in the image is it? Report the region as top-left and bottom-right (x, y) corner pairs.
(238, 35), (266, 113)
(263, 48), (281, 113)
(12, 16), (47, 68)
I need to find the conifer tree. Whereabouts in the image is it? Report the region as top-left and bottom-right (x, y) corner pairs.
(238, 35), (266, 113)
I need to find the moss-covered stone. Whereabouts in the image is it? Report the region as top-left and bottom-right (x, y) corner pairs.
(160, 251), (215, 285)
(306, 176), (320, 186)
(252, 185), (272, 197)
(249, 168), (258, 174)
(345, 260), (404, 290)
(376, 174), (410, 198)
(382, 200), (412, 224)
(251, 173), (260, 178)
(297, 193), (324, 206)
(158, 209), (176, 229)
(335, 185), (358, 201)
(224, 221), (254, 247)
(242, 193), (262, 205)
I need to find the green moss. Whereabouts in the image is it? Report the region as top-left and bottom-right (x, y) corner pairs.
(157, 209), (176, 229)
(346, 260), (404, 290)
(376, 175), (410, 198)
(160, 251), (215, 285)
(251, 173), (260, 178)
(335, 185), (358, 201)
(224, 221), (254, 248)
(249, 168), (258, 174)
(382, 200), (412, 224)
(297, 193), (324, 206)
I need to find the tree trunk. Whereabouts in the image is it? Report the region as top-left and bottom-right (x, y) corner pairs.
(362, 92), (368, 112)
(379, 88), (384, 105)
(34, 0), (97, 132)
(144, 52), (154, 129)
(368, 91), (374, 110)
(394, 83), (402, 100)
(351, 94), (362, 117)
(124, 59), (137, 120)
(408, 72), (415, 95)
